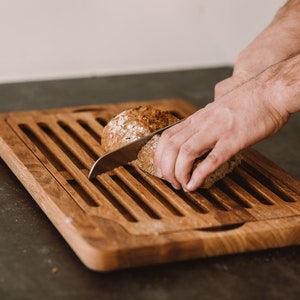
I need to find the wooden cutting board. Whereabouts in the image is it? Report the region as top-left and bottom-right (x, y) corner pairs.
(0, 98), (299, 271)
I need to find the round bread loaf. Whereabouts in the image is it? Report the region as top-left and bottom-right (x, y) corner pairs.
(101, 106), (179, 152)
(101, 105), (242, 189)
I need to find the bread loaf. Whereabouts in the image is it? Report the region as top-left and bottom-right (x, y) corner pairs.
(101, 106), (179, 152)
(101, 106), (242, 189)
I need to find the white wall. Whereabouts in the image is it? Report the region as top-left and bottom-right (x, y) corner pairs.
(0, 0), (286, 83)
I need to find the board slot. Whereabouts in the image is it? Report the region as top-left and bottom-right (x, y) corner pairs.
(242, 161), (297, 203)
(96, 117), (107, 127)
(173, 189), (210, 214)
(200, 189), (230, 211)
(230, 168), (275, 206)
(19, 124), (67, 173)
(38, 122), (86, 170)
(207, 184), (251, 211)
(216, 179), (253, 209)
(55, 115), (106, 159)
(123, 165), (184, 217)
(76, 119), (102, 143)
(110, 175), (161, 220)
(67, 179), (99, 207)
(243, 148), (300, 195)
(57, 121), (99, 161)
(132, 166), (200, 216)
(97, 174), (158, 222)
(91, 178), (138, 222)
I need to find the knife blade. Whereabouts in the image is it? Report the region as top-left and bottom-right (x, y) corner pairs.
(88, 118), (185, 179)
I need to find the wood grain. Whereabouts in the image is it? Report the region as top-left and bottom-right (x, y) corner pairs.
(0, 98), (299, 271)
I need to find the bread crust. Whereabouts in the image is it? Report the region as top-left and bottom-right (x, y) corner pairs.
(101, 106), (179, 152)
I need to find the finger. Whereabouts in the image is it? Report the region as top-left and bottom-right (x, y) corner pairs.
(154, 118), (193, 177)
(157, 132), (181, 189)
(158, 108), (223, 188)
(154, 128), (176, 177)
(185, 138), (240, 192)
(155, 123), (196, 190)
(174, 131), (216, 188)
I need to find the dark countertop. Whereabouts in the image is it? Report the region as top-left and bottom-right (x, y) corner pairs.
(0, 67), (299, 300)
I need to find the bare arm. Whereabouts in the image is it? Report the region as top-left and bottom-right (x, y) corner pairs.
(155, 54), (300, 191)
(154, 1), (300, 191)
(216, 0), (300, 98)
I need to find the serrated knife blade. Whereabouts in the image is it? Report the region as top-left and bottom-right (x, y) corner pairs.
(88, 118), (185, 179)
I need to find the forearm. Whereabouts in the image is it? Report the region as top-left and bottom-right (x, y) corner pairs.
(215, 0), (300, 99)
(233, 0), (300, 76)
(275, 0), (300, 20)
(263, 53), (300, 115)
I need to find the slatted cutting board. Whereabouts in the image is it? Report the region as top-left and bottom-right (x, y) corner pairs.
(0, 99), (300, 271)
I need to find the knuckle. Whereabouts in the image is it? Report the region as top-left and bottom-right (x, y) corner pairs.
(180, 143), (197, 157)
(214, 80), (225, 96)
(160, 129), (173, 140)
(162, 135), (181, 151)
(168, 138), (179, 149)
(206, 152), (219, 164)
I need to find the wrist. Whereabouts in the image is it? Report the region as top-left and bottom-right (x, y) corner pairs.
(263, 54), (300, 115)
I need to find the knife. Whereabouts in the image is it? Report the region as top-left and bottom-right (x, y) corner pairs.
(88, 118), (185, 179)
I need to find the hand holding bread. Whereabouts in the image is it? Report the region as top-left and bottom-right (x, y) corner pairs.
(155, 53), (300, 191)
(101, 105), (242, 190)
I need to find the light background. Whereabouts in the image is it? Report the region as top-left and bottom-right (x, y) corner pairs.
(0, 0), (286, 83)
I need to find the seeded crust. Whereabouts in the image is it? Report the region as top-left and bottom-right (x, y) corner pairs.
(101, 105), (242, 189)
(101, 106), (179, 152)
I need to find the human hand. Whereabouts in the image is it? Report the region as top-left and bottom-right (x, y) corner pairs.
(154, 54), (300, 191)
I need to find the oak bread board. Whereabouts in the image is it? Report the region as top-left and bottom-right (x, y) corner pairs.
(0, 98), (299, 271)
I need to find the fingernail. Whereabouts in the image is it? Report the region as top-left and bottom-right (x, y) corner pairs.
(172, 182), (181, 190)
(186, 179), (196, 192)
